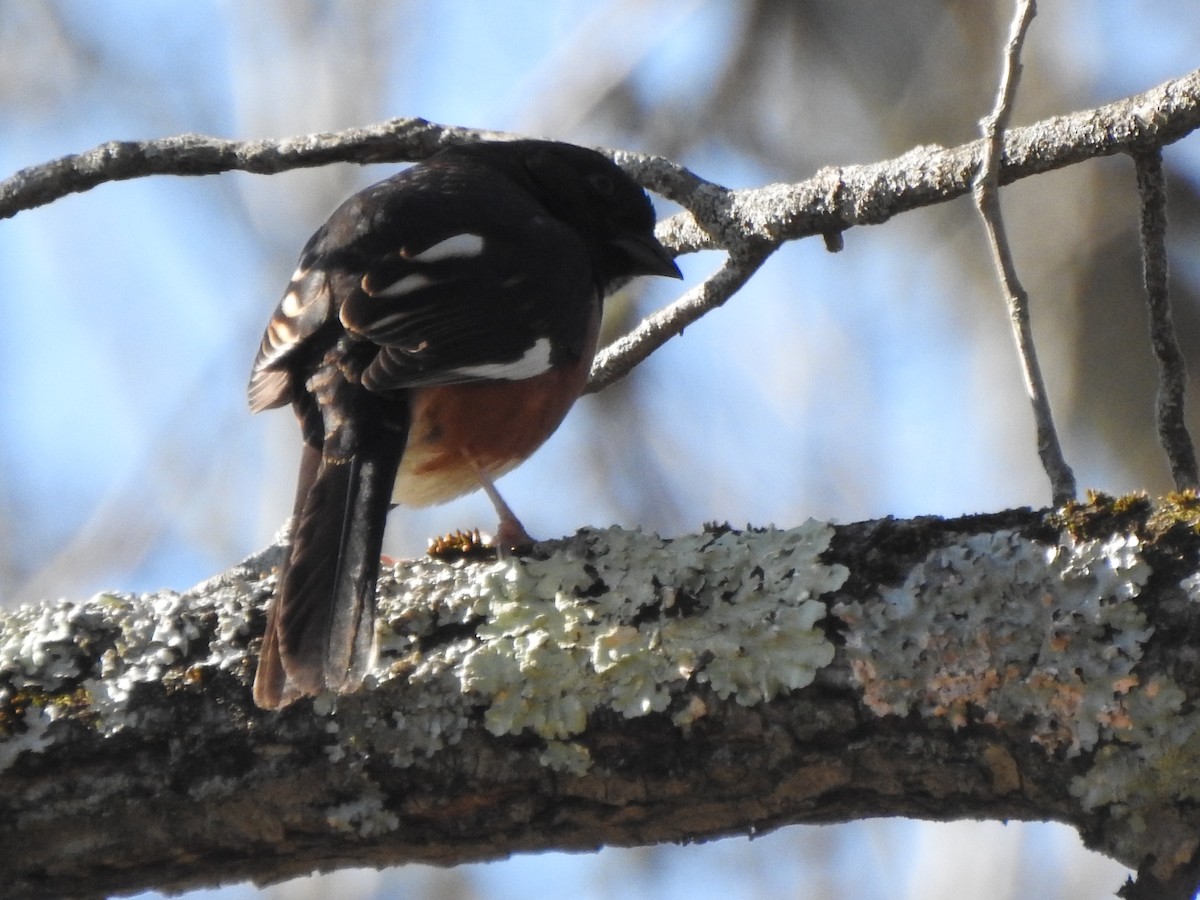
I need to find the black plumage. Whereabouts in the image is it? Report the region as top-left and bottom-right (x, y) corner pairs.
(250, 139), (680, 709)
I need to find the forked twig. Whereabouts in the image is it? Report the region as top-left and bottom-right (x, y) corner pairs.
(973, 0), (1077, 505)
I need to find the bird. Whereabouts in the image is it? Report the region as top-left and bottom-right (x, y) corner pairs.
(248, 139), (682, 709)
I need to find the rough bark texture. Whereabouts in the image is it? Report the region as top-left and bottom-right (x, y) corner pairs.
(5, 496), (1200, 899)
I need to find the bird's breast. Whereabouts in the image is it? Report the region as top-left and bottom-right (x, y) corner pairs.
(390, 311), (600, 508)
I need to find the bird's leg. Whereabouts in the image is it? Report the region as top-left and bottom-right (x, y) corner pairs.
(467, 457), (535, 552)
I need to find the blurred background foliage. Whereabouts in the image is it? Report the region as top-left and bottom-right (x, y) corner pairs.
(2, 1), (1198, 897)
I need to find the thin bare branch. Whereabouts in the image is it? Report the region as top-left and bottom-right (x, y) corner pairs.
(588, 242), (776, 392)
(4, 69), (1199, 242)
(973, 0), (1076, 506)
(1132, 148), (1199, 490)
(0, 119), (508, 220)
(649, 67), (1200, 253)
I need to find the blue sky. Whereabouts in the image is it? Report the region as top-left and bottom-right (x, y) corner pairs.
(4, 2), (1198, 897)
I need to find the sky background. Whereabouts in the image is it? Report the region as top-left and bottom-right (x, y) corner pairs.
(3, 2), (1199, 898)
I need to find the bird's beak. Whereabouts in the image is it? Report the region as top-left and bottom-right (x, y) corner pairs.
(613, 233), (683, 279)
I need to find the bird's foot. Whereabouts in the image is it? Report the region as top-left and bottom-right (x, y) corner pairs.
(468, 456), (537, 555)
(491, 514), (536, 556)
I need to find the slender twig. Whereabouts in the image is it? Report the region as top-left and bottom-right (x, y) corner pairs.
(1133, 148), (1199, 490)
(588, 242), (777, 392)
(973, 0), (1076, 505)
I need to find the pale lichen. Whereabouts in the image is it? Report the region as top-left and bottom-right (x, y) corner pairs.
(4, 524), (844, 776)
(326, 787), (400, 838)
(373, 522), (844, 750)
(0, 573), (261, 769)
(0, 703), (54, 770)
(539, 739), (592, 775)
(833, 525), (1200, 868)
(1180, 570), (1200, 603)
(834, 530), (1154, 753)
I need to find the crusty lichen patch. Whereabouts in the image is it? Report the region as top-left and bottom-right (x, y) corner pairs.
(373, 523), (845, 763)
(0, 525), (842, 773)
(0, 577), (260, 769)
(833, 530), (1155, 753)
(832, 524), (1200, 867)
(9, 511), (1200, 872)
(325, 783), (400, 838)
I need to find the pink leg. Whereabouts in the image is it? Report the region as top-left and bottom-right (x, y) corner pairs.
(468, 459), (535, 552)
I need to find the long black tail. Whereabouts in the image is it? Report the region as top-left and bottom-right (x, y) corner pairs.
(254, 418), (404, 709)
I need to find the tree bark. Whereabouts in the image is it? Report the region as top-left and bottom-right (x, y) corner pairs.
(4, 495), (1200, 898)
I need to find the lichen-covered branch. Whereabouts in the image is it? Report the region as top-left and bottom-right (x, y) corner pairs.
(6, 497), (1200, 899)
(641, 67), (1200, 253)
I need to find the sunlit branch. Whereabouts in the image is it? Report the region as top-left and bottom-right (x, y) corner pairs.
(3, 70), (1199, 240)
(0, 119), (507, 221)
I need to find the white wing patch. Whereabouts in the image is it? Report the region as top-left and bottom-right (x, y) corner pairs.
(369, 233), (485, 297)
(371, 272), (438, 298)
(409, 233), (485, 264)
(454, 338), (553, 380)
(279, 289), (306, 317)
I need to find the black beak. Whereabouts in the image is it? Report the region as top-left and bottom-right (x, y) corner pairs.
(612, 233), (683, 279)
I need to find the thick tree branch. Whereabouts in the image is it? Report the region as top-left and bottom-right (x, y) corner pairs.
(6, 497), (1200, 898)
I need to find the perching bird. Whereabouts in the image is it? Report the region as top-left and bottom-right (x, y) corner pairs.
(248, 139), (682, 709)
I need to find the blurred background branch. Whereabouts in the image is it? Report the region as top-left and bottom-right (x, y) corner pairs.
(1133, 147), (1199, 490)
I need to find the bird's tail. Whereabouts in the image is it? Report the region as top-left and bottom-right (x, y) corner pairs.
(253, 422), (404, 709)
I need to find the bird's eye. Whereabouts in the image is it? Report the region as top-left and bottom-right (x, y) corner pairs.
(587, 173), (615, 197)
